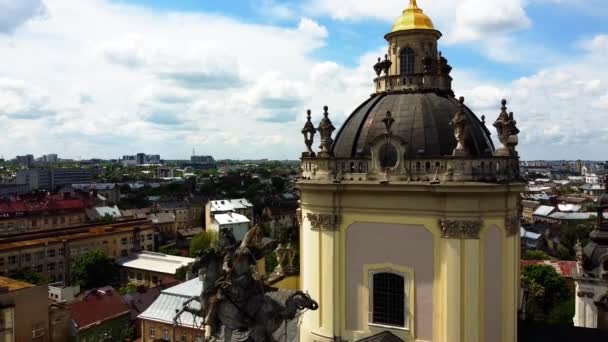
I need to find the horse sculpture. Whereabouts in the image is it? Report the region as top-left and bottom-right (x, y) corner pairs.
(174, 226), (318, 342)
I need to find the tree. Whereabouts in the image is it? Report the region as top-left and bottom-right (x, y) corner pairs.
(522, 250), (550, 260)
(70, 249), (119, 289)
(13, 268), (47, 285)
(189, 230), (219, 257)
(521, 264), (572, 325)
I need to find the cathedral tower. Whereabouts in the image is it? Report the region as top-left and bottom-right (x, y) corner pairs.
(297, 1), (524, 341)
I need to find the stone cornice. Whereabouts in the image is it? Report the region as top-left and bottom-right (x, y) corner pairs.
(440, 219), (483, 239)
(307, 213), (339, 231)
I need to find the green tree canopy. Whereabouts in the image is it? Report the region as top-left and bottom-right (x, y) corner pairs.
(13, 268), (47, 285)
(522, 250), (551, 260)
(189, 230), (219, 257)
(521, 264), (572, 325)
(70, 249), (119, 289)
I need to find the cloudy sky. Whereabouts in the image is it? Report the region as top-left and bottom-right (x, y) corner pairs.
(0, 0), (607, 160)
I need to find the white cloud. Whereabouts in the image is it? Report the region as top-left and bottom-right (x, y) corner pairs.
(452, 34), (608, 158)
(0, 0), (339, 159)
(0, 0), (47, 34)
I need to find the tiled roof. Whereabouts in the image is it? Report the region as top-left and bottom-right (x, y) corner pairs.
(520, 260), (578, 278)
(0, 197), (85, 215)
(68, 288), (129, 331)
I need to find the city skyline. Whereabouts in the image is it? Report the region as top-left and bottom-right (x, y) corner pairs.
(0, 0), (608, 160)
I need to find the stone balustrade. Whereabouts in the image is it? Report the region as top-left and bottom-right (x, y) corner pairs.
(300, 155), (521, 183)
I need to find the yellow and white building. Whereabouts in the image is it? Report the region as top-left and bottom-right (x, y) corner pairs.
(297, 1), (524, 341)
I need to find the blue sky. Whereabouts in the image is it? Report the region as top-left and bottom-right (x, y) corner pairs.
(0, 0), (607, 160)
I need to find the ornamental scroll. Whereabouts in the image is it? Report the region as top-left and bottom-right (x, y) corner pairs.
(307, 213), (339, 231)
(505, 216), (519, 237)
(440, 219), (483, 239)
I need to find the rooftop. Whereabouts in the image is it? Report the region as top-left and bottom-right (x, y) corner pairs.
(139, 278), (203, 328)
(533, 205), (556, 217)
(214, 213), (250, 225)
(116, 252), (195, 275)
(520, 260), (578, 278)
(209, 198), (253, 212)
(0, 276), (34, 292)
(0, 219), (153, 252)
(67, 288), (130, 331)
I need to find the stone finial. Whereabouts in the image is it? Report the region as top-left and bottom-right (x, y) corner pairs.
(450, 96), (470, 156)
(301, 109), (317, 158)
(374, 57), (382, 76)
(382, 110), (395, 134)
(382, 54), (392, 75)
(493, 99), (520, 157)
(317, 106), (335, 158)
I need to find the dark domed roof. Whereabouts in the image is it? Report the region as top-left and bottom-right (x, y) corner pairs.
(332, 92), (494, 158)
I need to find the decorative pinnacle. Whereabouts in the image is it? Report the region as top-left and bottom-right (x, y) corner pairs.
(323, 106), (329, 116)
(382, 110), (395, 134)
(501, 99), (508, 112)
(306, 109), (311, 120)
(459, 96), (465, 105)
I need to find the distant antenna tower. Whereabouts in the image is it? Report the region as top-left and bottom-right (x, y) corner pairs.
(192, 148), (195, 157)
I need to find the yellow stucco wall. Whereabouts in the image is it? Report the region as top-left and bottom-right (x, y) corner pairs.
(298, 181), (522, 342)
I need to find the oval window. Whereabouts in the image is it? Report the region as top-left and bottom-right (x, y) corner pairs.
(379, 143), (398, 169)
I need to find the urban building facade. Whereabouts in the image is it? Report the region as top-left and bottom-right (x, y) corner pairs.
(0, 195), (87, 236)
(0, 277), (49, 342)
(0, 219), (155, 283)
(16, 168), (94, 191)
(116, 252), (194, 287)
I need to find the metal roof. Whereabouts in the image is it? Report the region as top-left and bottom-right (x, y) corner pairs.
(520, 227), (542, 241)
(533, 205), (556, 217)
(138, 278), (204, 327)
(116, 252), (195, 275)
(214, 213), (250, 225)
(209, 198), (253, 212)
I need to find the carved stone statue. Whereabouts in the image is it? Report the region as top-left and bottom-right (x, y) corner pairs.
(575, 239), (585, 277)
(301, 110), (317, 158)
(450, 97), (469, 156)
(317, 106), (335, 158)
(175, 227), (318, 342)
(493, 99), (520, 157)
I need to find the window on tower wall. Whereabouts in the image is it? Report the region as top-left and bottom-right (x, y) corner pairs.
(400, 48), (415, 75)
(370, 271), (409, 328)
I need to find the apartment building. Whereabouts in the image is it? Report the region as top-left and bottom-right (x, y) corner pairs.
(0, 219), (155, 283)
(0, 277), (49, 342)
(0, 195), (87, 236)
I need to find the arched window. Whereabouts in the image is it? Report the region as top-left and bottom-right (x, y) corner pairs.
(400, 48), (415, 76)
(371, 272), (406, 327)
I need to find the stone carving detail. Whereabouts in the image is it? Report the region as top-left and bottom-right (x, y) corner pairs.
(296, 208), (303, 227)
(440, 219), (483, 239)
(307, 213), (339, 231)
(450, 97), (470, 156)
(301, 110), (317, 157)
(577, 291), (594, 298)
(493, 99), (520, 157)
(505, 216), (519, 237)
(317, 106), (336, 158)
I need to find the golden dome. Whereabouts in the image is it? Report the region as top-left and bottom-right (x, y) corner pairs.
(391, 0), (435, 32)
